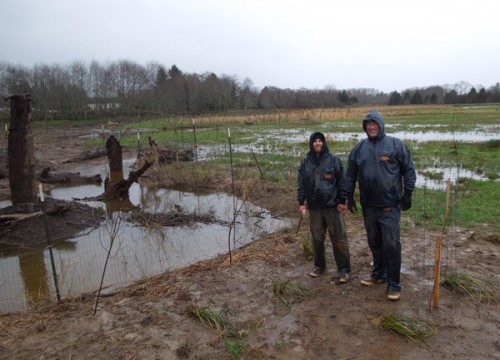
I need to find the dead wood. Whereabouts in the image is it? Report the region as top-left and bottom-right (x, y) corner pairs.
(96, 160), (154, 201)
(146, 146), (194, 164)
(106, 135), (123, 172)
(62, 149), (108, 163)
(37, 167), (102, 185)
(129, 210), (228, 227)
(0, 211), (43, 226)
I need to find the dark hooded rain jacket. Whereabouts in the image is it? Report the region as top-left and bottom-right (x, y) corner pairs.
(345, 110), (416, 208)
(297, 132), (347, 209)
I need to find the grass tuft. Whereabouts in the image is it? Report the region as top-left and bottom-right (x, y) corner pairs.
(301, 237), (313, 258)
(186, 304), (238, 337)
(272, 279), (313, 314)
(442, 272), (499, 303)
(380, 313), (437, 339)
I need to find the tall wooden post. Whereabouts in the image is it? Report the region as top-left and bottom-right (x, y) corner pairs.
(5, 94), (37, 212)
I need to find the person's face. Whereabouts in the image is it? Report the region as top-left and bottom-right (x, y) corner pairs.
(366, 121), (379, 138)
(313, 138), (323, 153)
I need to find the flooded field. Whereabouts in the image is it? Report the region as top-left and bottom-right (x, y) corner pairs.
(0, 105), (498, 313)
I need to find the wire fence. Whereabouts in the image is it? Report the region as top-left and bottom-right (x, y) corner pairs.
(0, 119), (489, 314)
(0, 174), (464, 315)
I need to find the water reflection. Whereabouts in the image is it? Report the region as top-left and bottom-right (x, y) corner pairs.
(0, 179), (291, 313)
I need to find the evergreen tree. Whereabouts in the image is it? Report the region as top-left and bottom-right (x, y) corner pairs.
(388, 91), (402, 105)
(410, 91), (423, 104)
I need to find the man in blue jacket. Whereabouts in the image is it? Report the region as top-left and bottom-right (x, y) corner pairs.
(345, 110), (416, 301)
(298, 132), (351, 284)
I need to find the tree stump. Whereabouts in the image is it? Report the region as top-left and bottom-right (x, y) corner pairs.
(5, 94), (37, 212)
(106, 135), (123, 173)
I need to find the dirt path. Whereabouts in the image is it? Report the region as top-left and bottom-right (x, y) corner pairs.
(0, 124), (499, 359)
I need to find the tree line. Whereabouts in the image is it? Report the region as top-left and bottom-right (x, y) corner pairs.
(1, 60), (499, 120)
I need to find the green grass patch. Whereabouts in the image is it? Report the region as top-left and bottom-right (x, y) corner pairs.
(224, 338), (245, 358)
(301, 236), (313, 259)
(411, 180), (499, 232)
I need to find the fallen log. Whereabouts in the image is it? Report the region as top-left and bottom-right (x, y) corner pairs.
(62, 149), (108, 163)
(38, 167), (102, 185)
(0, 211), (43, 226)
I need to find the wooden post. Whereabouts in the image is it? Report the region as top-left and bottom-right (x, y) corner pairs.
(5, 94), (37, 212)
(432, 236), (442, 308)
(432, 178), (452, 308)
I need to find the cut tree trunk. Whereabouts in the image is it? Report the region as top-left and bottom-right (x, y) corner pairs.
(97, 160), (153, 201)
(96, 136), (153, 201)
(5, 94), (37, 212)
(106, 135), (122, 172)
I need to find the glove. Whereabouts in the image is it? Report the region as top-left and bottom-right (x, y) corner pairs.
(401, 190), (413, 211)
(347, 196), (358, 214)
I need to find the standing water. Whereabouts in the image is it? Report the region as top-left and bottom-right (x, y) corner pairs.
(0, 160), (292, 313)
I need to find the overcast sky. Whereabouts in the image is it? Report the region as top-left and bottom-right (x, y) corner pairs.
(1, 0), (499, 92)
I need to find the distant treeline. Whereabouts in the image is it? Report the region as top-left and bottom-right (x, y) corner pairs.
(1, 60), (499, 120)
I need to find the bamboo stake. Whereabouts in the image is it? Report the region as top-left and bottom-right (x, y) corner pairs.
(432, 178), (452, 308)
(432, 236), (442, 308)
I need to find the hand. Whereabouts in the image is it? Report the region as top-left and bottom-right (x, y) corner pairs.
(337, 204), (346, 212)
(299, 205), (307, 215)
(347, 196), (358, 214)
(401, 190), (412, 211)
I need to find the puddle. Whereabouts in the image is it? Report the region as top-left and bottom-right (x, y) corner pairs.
(416, 166), (493, 190)
(254, 127), (500, 144)
(0, 161), (292, 313)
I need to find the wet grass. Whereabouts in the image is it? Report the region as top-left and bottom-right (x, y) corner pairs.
(411, 179), (500, 232)
(301, 236), (314, 259)
(186, 304), (239, 337)
(272, 279), (314, 314)
(380, 313), (437, 339)
(443, 272), (499, 304)
(82, 104), (500, 233)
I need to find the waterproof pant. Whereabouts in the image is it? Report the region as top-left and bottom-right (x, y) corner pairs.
(309, 207), (351, 274)
(362, 206), (401, 292)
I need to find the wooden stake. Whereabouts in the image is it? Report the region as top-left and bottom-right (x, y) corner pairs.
(432, 178), (452, 308)
(432, 236), (442, 308)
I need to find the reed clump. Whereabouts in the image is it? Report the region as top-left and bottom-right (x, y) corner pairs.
(186, 304), (240, 337)
(443, 272), (499, 303)
(272, 279), (313, 314)
(380, 313), (437, 339)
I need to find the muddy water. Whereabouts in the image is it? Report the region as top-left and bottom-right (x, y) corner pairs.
(0, 161), (292, 313)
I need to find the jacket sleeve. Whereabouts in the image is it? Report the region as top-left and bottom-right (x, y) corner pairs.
(336, 157), (347, 204)
(399, 141), (416, 192)
(344, 146), (358, 197)
(297, 159), (306, 205)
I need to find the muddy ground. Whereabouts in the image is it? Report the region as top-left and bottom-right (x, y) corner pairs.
(0, 124), (499, 360)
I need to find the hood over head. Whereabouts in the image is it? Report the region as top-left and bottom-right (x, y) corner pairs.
(362, 110), (385, 139)
(308, 131), (329, 156)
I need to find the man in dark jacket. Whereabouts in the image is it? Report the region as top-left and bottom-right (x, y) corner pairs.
(298, 132), (351, 283)
(345, 110), (416, 301)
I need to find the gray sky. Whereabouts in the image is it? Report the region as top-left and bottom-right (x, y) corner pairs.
(1, 0), (499, 92)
